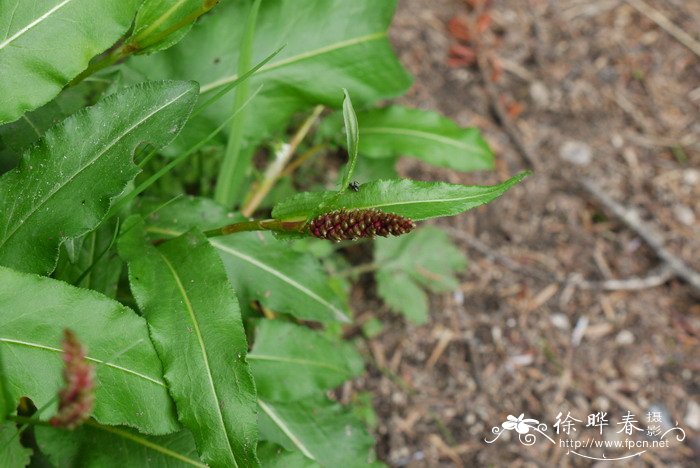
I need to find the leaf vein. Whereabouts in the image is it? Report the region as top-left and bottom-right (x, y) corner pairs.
(258, 399), (315, 460)
(157, 251), (238, 466)
(0, 337), (166, 387)
(199, 31), (386, 93)
(0, 0), (77, 50)
(360, 127), (489, 157)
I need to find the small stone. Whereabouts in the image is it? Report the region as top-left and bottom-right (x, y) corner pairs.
(684, 401), (700, 431)
(550, 313), (570, 330)
(560, 140), (592, 166)
(530, 81), (550, 107)
(673, 205), (695, 226)
(683, 169), (700, 185)
(615, 330), (635, 345)
(611, 133), (624, 149)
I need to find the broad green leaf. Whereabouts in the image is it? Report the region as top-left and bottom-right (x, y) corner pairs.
(128, 0), (411, 152)
(0, 266), (179, 434)
(120, 219), (259, 468)
(0, 80), (198, 275)
(339, 89), (359, 191)
(36, 424), (204, 468)
(322, 106), (494, 172)
(376, 227), (466, 291)
(215, 233), (350, 323)
(0, 0), (141, 124)
(376, 271), (428, 324)
(258, 398), (375, 467)
(0, 423), (31, 468)
(374, 227), (466, 323)
(249, 320), (363, 401)
(272, 173), (529, 222)
(257, 442), (317, 468)
(128, 0), (220, 54)
(138, 197), (350, 323)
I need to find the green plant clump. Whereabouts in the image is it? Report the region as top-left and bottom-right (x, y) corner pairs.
(0, 1), (526, 466)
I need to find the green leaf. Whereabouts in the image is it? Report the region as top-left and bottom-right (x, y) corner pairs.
(128, 0), (411, 152)
(119, 219), (259, 468)
(249, 320), (363, 401)
(215, 233), (350, 323)
(0, 0), (141, 123)
(0, 266), (179, 434)
(0, 80), (198, 275)
(257, 442), (317, 468)
(374, 227), (466, 323)
(0, 354), (7, 421)
(272, 172), (529, 222)
(0, 423), (32, 468)
(127, 0), (220, 54)
(139, 197), (350, 323)
(36, 424), (204, 468)
(376, 271), (428, 323)
(376, 227), (466, 291)
(323, 106), (494, 171)
(258, 398), (375, 467)
(339, 89), (359, 191)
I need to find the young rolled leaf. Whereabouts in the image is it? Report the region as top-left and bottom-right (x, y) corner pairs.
(249, 320), (363, 401)
(119, 218), (259, 468)
(339, 89), (360, 192)
(258, 398), (376, 467)
(127, 0), (221, 54)
(139, 197), (350, 323)
(36, 425), (204, 468)
(321, 105), (494, 171)
(0, 423), (32, 468)
(0, 266), (180, 435)
(0, 80), (198, 275)
(0, 0), (141, 123)
(374, 227), (467, 324)
(128, 0), (412, 151)
(272, 172), (529, 222)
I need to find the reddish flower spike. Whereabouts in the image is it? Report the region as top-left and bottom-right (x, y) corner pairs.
(49, 329), (95, 430)
(309, 208), (416, 242)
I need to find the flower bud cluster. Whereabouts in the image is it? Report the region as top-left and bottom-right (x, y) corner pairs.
(49, 329), (95, 430)
(309, 208), (415, 241)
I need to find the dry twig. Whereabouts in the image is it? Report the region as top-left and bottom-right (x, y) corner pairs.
(582, 179), (700, 293)
(626, 0), (700, 58)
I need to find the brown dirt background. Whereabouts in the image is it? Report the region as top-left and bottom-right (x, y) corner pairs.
(352, 0), (700, 466)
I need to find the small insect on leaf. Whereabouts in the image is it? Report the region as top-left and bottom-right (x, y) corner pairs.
(349, 181), (360, 192)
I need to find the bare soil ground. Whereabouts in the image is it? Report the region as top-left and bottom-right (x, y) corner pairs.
(353, 0), (700, 466)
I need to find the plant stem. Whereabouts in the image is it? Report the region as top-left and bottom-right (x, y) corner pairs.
(214, 0), (261, 207)
(281, 143), (326, 177)
(202, 219), (306, 238)
(338, 263), (379, 277)
(7, 414), (52, 427)
(241, 105), (324, 216)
